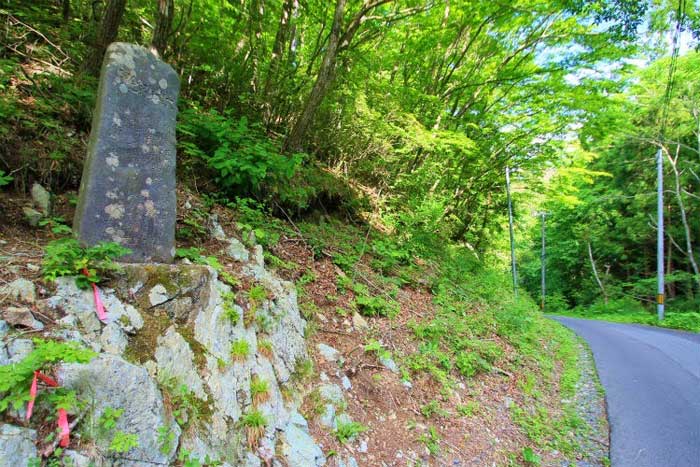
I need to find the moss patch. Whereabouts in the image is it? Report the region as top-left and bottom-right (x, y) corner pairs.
(123, 310), (171, 364)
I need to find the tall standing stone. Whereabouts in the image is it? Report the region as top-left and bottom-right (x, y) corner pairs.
(74, 43), (179, 263)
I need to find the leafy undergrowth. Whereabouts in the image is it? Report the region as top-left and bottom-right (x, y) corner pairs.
(550, 309), (700, 333)
(0, 187), (602, 465)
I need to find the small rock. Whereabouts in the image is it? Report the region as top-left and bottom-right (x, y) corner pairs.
(279, 419), (326, 467)
(319, 372), (329, 382)
(184, 200), (192, 209)
(0, 319), (9, 337)
(1, 278), (37, 303)
(319, 383), (344, 405)
(253, 245), (264, 267)
(225, 238), (249, 262)
(148, 284), (169, 306)
(341, 375), (352, 391)
(379, 356), (399, 374)
(57, 314), (78, 328)
(8, 339), (34, 363)
(401, 379), (413, 390)
(338, 456), (359, 467)
(352, 312), (369, 331)
(319, 404), (336, 428)
(26, 264), (40, 272)
(336, 413), (353, 427)
(22, 207), (43, 227)
(0, 424), (38, 465)
(317, 343), (341, 362)
(3, 306), (44, 330)
(100, 322), (128, 354)
(62, 450), (96, 467)
(358, 439), (368, 453)
(31, 182), (51, 215)
(209, 214), (227, 241)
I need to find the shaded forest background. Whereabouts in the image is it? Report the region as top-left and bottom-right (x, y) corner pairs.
(1, 0), (699, 319)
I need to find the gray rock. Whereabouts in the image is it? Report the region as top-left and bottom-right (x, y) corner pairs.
(23, 207), (42, 227)
(58, 354), (180, 464)
(31, 182), (51, 215)
(63, 449), (102, 467)
(335, 412), (353, 427)
(253, 245), (264, 267)
(1, 278), (37, 303)
(99, 322), (127, 354)
(319, 403), (336, 428)
(0, 345), (9, 365)
(209, 214), (227, 241)
(3, 306), (43, 330)
(380, 355), (400, 374)
(155, 326), (207, 400)
(341, 375), (352, 391)
(319, 383), (344, 405)
(8, 339), (34, 363)
(73, 42), (179, 263)
(337, 457), (359, 467)
(0, 319), (8, 337)
(0, 425), (38, 467)
(352, 312), (369, 330)
(225, 238), (249, 262)
(148, 284), (169, 306)
(279, 419), (326, 467)
(358, 439), (368, 453)
(317, 343), (341, 363)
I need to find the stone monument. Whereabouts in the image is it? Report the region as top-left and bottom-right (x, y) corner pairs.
(74, 43), (179, 263)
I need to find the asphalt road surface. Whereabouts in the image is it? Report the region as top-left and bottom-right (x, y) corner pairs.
(552, 317), (700, 467)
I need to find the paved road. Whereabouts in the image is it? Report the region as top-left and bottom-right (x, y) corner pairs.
(552, 317), (700, 467)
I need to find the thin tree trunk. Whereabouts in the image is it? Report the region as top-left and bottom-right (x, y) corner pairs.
(62, 0), (71, 21)
(666, 145), (700, 287)
(83, 0), (127, 75)
(152, 0), (175, 58)
(264, 0), (296, 125)
(283, 0), (346, 153)
(588, 241), (608, 304)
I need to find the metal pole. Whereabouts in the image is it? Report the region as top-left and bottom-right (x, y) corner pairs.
(506, 167), (518, 298)
(657, 148), (665, 320)
(540, 212), (546, 311)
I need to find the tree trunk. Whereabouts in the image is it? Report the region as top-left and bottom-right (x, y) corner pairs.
(263, 0), (296, 125)
(152, 0), (175, 58)
(62, 0), (71, 21)
(83, 0), (127, 76)
(283, 0), (346, 153)
(587, 241), (608, 304)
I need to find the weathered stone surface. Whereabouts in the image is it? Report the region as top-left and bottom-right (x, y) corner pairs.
(31, 182), (51, 215)
(224, 238), (249, 262)
(1, 278), (37, 303)
(155, 326), (207, 400)
(3, 306), (44, 330)
(317, 343), (341, 362)
(73, 42), (179, 263)
(380, 355), (400, 374)
(0, 424), (38, 467)
(58, 354), (180, 464)
(352, 312), (369, 331)
(279, 414), (326, 467)
(99, 322), (127, 354)
(8, 338), (34, 363)
(22, 207), (42, 226)
(319, 383), (344, 405)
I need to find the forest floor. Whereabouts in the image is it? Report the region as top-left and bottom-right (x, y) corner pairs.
(1, 187), (610, 466)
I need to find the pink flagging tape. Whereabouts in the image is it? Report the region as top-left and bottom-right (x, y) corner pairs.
(57, 408), (70, 447)
(26, 371), (71, 447)
(82, 268), (107, 322)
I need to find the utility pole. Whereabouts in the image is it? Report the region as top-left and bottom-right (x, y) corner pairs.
(536, 211), (547, 311)
(656, 148), (665, 320)
(506, 167), (518, 298)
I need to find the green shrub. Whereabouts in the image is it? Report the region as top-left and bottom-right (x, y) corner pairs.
(334, 420), (368, 443)
(241, 409), (267, 449)
(42, 238), (130, 288)
(231, 340), (250, 361)
(0, 169), (12, 186)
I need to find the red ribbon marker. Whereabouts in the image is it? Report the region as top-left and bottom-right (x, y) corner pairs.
(82, 268), (107, 322)
(26, 371), (71, 447)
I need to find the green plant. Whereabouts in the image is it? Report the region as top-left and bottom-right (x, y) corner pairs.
(108, 431), (139, 453)
(220, 291), (239, 324)
(364, 339), (391, 360)
(231, 339), (250, 361)
(334, 420), (368, 444)
(155, 426), (175, 455)
(38, 217), (72, 235)
(98, 407), (124, 432)
(522, 447), (541, 465)
(158, 376), (203, 428)
(457, 400), (480, 417)
(258, 339), (274, 359)
(250, 375), (270, 406)
(0, 339), (95, 414)
(240, 409), (267, 449)
(0, 169), (12, 186)
(175, 247), (204, 262)
(418, 426), (441, 456)
(42, 238), (130, 288)
(248, 285), (268, 309)
(420, 400), (447, 419)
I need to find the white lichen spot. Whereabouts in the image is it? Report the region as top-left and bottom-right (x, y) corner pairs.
(146, 177), (153, 185)
(104, 203), (125, 219)
(150, 95), (161, 105)
(149, 78), (156, 85)
(106, 190), (119, 200)
(141, 144), (150, 154)
(106, 155), (119, 168)
(158, 79), (168, 90)
(105, 227), (125, 244)
(143, 200), (157, 218)
(148, 128), (156, 134)
(125, 109), (131, 116)
(140, 190), (150, 198)
(119, 84), (128, 94)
